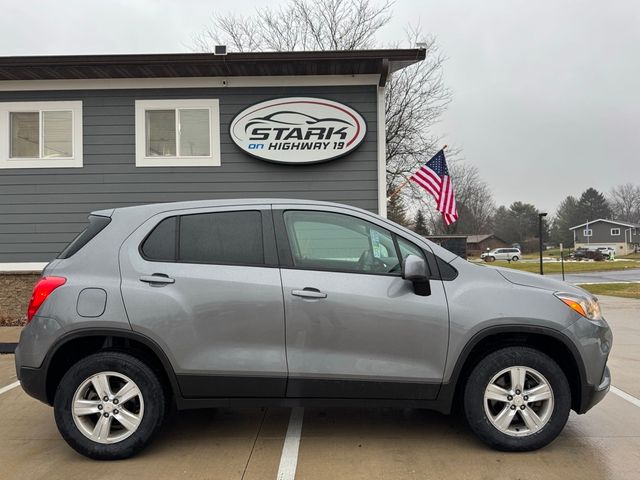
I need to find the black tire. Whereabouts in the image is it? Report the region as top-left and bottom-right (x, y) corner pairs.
(485, 256), (495, 263)
(464, 347), (570, 451)
(511, 256), (519, 262)
(54, 352), (166, 460)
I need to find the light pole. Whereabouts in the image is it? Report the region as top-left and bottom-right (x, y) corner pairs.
(538, 212), (547, 275)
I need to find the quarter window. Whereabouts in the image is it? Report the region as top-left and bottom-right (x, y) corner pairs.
(0, 101), (82, 169)
(284, 210), (400, 275)
(135, 99), (220, 167)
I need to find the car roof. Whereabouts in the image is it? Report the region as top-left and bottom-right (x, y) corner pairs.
(92, 198), (361, 217)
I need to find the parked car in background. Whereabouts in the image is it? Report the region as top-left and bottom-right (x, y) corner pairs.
(596, 247), (615, 260)
(16, 199), (611, 459)
(481, 247), (521, 262)
(571, 248), (605, 261)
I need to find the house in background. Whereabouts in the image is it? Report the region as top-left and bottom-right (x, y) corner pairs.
(466, 234), (509, 257)
(570, 219), (640, 255)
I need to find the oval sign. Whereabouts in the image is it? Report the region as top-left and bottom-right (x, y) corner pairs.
(230, 97), (367, 164)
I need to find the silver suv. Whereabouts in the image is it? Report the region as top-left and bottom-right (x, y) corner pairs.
(15, 199), (612, 459)
(481, 248), (521, 262)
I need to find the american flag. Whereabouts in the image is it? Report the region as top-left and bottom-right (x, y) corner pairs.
(410, 150), (459, 225)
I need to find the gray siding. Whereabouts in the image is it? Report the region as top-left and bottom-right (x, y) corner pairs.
(0, 85), (379, 261)
(574, 220), (640, 244)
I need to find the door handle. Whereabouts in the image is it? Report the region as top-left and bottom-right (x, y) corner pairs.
(140, 274), (175, 285)
(291, 288), (327, 299)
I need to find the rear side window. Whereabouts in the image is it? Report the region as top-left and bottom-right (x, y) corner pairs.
(58, 215), (111, 259)
(142, 210), (264, 266)
(179, 211), (264, 265)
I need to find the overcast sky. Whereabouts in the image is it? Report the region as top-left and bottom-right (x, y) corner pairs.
(2, 0), (638, 213)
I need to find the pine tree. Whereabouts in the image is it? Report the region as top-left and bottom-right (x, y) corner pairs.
(413, 210), (430, 236)
(576, 188), (612, 222)
(387, 192), (410, 228)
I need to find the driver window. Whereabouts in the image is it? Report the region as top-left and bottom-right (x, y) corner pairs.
(283, 210), (400, 274)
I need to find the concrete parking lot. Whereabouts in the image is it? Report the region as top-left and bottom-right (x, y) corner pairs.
(1, 296), (639, 480)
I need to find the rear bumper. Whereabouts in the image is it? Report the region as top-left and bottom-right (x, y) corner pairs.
(578, 365), (611, 414)
(15, 344), (50, 405)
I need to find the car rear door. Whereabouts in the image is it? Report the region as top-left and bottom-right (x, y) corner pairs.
(274, 205), (449, 400)
(119, 204), (287, 398)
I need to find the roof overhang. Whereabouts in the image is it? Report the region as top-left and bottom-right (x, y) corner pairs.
(0, 49), (426, 87)
(569, 218), (640, 230)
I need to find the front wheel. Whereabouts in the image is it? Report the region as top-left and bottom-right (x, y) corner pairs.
(54, 352), (166, 460)
(464, 347), (570, 451)
(485, 256), (495, 263)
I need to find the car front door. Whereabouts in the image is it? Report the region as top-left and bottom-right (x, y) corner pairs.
(274, 205), (449, 400)
(119, 205), (287, 398)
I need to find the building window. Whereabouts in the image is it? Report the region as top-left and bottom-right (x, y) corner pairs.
(135, 99), (220, 167)
(611, 228), (621, 236)
(0, 101), (82, 169)
(584, 229), (592, 237)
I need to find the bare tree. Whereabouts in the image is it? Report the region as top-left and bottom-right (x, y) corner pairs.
(408, 162), (495, 235)
(609, 183), (640, 224)
(191, 0), (451, 197)
(192, 0), (393, 52)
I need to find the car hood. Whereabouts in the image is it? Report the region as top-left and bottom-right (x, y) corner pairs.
(492, 266), (587, 295)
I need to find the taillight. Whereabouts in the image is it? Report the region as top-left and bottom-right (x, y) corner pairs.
(27, 276), (66, 323)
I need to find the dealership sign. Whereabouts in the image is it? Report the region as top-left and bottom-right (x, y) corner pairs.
(230, 97), (367, 164)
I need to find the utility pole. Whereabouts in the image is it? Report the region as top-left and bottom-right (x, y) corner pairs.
(538, 212), (547, 275)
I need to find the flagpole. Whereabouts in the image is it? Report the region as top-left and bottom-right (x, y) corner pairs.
(386, 145), (448, 201)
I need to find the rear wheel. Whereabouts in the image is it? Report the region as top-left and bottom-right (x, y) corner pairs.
(54, 352), (165, 460)
(464, 347), (570, 451)
(511, 256), (520, 261)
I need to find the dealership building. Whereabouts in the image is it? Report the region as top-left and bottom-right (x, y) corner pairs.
(0, 49), (425, 268)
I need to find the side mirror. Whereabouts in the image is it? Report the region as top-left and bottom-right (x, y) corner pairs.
(402, 255), (431, 296)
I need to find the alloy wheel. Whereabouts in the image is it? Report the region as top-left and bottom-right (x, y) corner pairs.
(483, 366), (554, 437)
(71, 371), (145, 444)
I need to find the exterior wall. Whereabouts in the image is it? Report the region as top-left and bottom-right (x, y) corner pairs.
(0, 85), (379, 262)
(573, 220), (637, 244)
(467, 237), (509, 256)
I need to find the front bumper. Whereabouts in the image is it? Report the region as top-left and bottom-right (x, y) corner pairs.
(578, 365), (611, 413)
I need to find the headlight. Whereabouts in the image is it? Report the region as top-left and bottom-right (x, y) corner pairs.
(554, 292), (603, 321)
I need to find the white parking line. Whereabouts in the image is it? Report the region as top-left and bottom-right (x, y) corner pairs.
(0, 381), (20, 396)
(277, 407), (304, 480)
(611, 386), (640, 408)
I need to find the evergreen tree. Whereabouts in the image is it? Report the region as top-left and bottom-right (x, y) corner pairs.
(413, 210), (430, 236)
(550, 195), (579, 246)
(576, 188), (612, 223)
(387, 193), (410, 228)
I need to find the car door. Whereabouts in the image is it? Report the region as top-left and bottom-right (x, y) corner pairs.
(119, 205), (287, 398)
(274, 205), (449, 400)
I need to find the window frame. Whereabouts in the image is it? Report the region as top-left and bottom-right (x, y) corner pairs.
(584, 228), (593, 237)
(134, 99), (221, 167)
(611, 228), (621, 236)
(0, 100), (83, 169)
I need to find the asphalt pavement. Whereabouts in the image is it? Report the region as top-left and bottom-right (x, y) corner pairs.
(548, 268), (640, 284)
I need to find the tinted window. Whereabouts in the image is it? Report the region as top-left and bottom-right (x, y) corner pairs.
(179, 211), (264, 265)
(141, 216), (177, 262)
(58, 215), (111, 259)
(284, 210), (400, 274)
